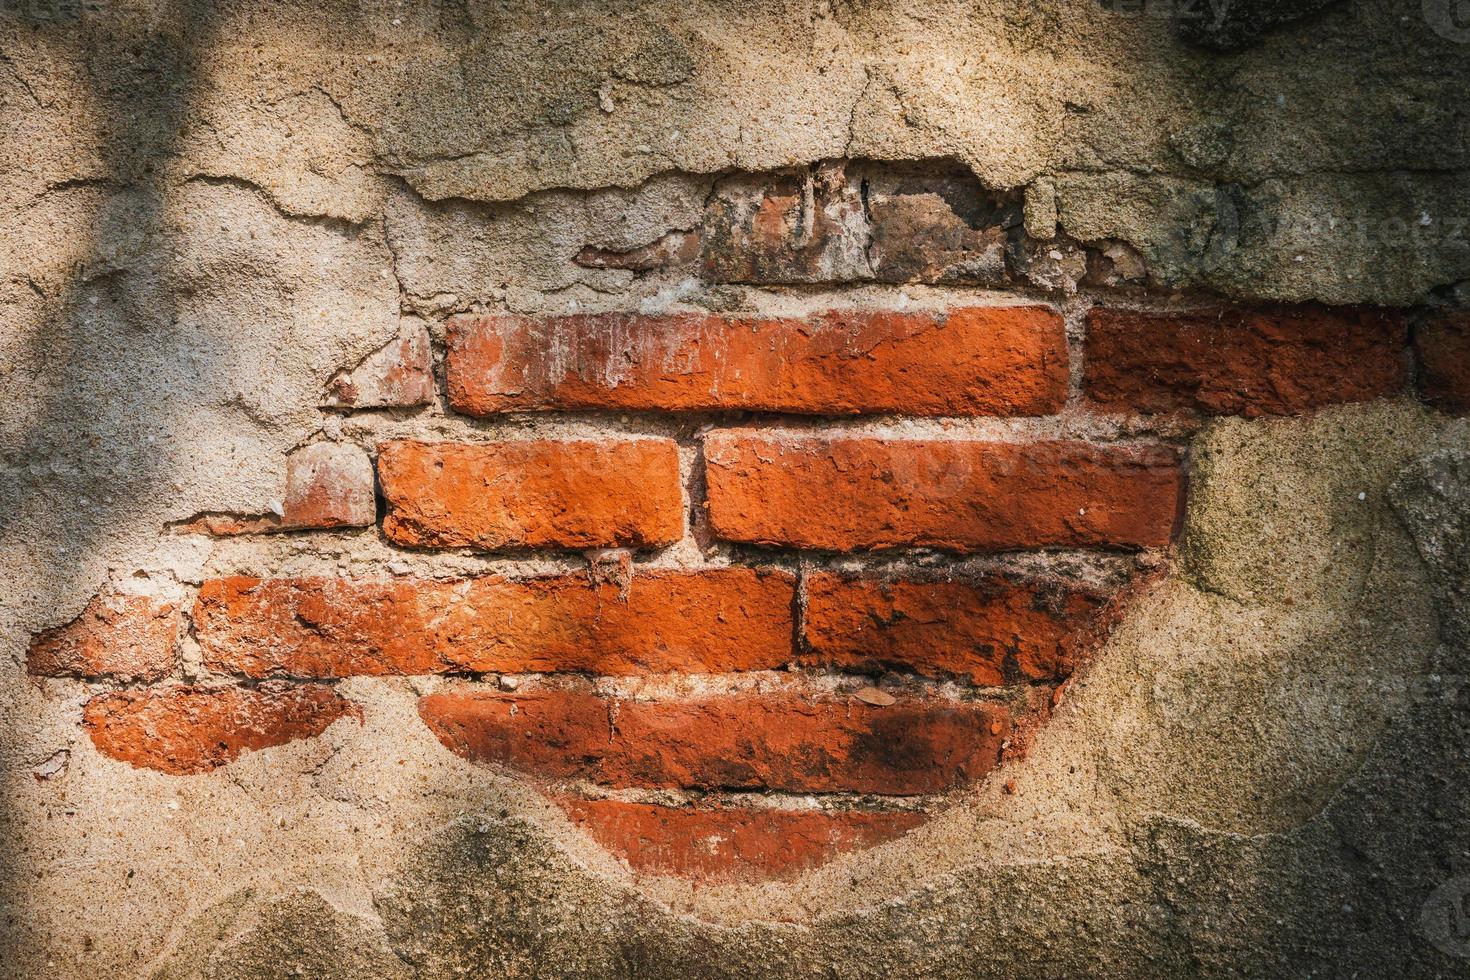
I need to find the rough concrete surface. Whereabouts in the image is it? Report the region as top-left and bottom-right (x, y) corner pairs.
(1, 0), (1469, 976)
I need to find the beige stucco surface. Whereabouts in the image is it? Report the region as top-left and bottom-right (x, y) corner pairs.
(2, 2), (1468, 975)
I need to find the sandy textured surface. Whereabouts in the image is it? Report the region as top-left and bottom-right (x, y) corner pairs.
(2, 1), (1469, 975)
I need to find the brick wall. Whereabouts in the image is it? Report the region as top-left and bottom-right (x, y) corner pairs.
(30, 162), (1467, 884)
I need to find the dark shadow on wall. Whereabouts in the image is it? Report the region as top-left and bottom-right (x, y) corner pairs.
(0, 2), (222, 962)
(144, 550), (1470, 977)
(149, 677), (1469, 978)
(1086, 0), (1470, 303)
(1123, 692), (1470, 977)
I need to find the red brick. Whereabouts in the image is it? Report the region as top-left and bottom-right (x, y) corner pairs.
(703, 434), (1182, 552)
(446, 307), (1068, 417)
(559, 800), (925, 880)
(195, 569), (795, 678)
(801, 574), (1110, 686)
(377, 439), (683, 551)
(324, 322), (435, 409)
(83, 683), (359, 775)
(418, 689), (1010, 794)
(1416, 314), (1470, 413)
(1084, 306), (1407, 416)
(27, 593), (178, 682)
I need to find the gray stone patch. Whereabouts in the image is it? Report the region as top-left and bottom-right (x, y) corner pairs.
(1391, 449), (1470, 651)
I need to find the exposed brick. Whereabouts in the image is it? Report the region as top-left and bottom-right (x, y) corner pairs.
(801, 574), (1110, 686)
(377, 439), (683, 551)
(174, 514), (287, 536)
(700, 163), (870, 284)
(1084, 241), (1149, 289)
(559, 800), (925, 880)
(574, 230), (702, 272)
(324, 322), (435, 409)
(446, 307), (1067, 417)
(195, 569), (795, 678)
(419, 689), (1010, 794)
(864, 164), (1019, 285)
(83, 683), (359, 775)
(27, 593), (179, 682)
(704, 434), (1182, 552)
(698, 161), (1030, 287)
(1084, 306), (1407, 416)
(1416, 314), (1470, 413)
(281, 442), (377, 529)
(177, 442), (376, 535)
(1014, 240), (1089, 295)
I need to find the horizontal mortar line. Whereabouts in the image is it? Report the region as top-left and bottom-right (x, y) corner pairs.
(803, 548), (1155, 576)
(660, 283), (1101, 311)
(363, 669), (1047, 701)
(420, 288), (1335, 337)
(702, 541), (1171, 561)
(339, 409), (1200, 445)
(455, 296), (1067, 316)
(557, 784), (944, 812)
(76, 668), (1055, 708)
(415, 291), (1257, 332)
(190, 546), (1155, 581)
(457, 286), (1078, 317)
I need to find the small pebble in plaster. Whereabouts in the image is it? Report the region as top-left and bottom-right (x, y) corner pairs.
(32, 750), (69, 782)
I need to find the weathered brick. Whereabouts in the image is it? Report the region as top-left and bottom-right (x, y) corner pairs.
(864, 164), (1019, 285)
(195, 569), (795, 678)
(700, 163), (870, 284)
(802, 573), (1110, 686)
(174, 514), (277, 536)
(704, 434), (1182, 552)
(698, 161), (1029, 287)
(559, 800), (925, 880)
(178, 442), (376, 535)
(378, 439), (683, 551)
(447, 307), (1067, 417)
(281, 442), (377, 529)
(574, 230), (702, 272)
(1084, 306), (1407, 416)
(1416, 314), (1470, 413)
(324, 322), (435, 409)
(419, 689), (1010, 794)
(28, 593), (178, 682)
(83, 683), (358, 774)
(1014, 240), (1089, 294)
